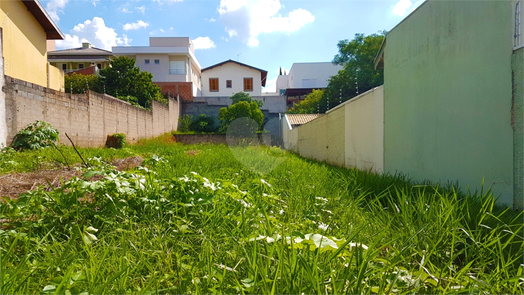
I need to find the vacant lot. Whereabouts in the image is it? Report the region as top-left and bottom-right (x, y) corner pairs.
(1, 135), (522, 294)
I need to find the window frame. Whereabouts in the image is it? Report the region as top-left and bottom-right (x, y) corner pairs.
(226, 80), (232, 88)
(154, 59), (160, 65)
(169, 60), (186, 75)
(78, 63), (84, 69)
(209, 78), (219, 92)
(145, 59), (150, 64)
(243, 77), (253, 92)
(62, 64), (67, 70)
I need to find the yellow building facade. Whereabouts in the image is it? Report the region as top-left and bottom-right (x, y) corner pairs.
(0, 0), (64, 90)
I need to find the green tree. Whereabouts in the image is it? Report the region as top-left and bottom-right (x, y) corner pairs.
(218, 101), (264, 133)
(319, 32), (385, 113)
(65, 73), (102, 94)
(288, 89), (324, 114)
(98, 56), (164, 108)
(230, 92), (263, 107)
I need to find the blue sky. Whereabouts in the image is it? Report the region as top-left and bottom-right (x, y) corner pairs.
(43, 0), (424, 92)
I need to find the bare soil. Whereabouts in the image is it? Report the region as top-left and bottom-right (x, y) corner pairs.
(0, 156), (143, 199)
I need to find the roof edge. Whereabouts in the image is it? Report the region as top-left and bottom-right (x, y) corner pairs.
(23, 0), (64, 40)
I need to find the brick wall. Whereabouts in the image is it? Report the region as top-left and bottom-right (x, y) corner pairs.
(3, 76), (180, 147)
(154, 82), (193, 101)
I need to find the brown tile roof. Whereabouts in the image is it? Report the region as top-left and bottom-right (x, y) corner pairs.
(286, 114), (323, 127)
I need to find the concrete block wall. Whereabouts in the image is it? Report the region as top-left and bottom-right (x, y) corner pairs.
(0, 28), (6, 147)
(3, 76), (180, 147)
(192, 95), (286, 114)
(282, 86), (384, 173)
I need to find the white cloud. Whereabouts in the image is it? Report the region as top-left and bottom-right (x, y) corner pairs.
(123, 20), (150, 31)
(46, 0), (69, 22)
(392, 0), (412, 16)
(218, 0), (314, 47)
(193, 37), (216, 50)
(207, 17), (216, 22)
(392, 0), (424, 16)
(91, 0), (100, 7)
(56, 17), (131, 51)
(121, 7), (132, 13)
(136, 5), (146, 14)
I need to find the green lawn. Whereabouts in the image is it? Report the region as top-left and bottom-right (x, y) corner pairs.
(1, 135), (523, 294)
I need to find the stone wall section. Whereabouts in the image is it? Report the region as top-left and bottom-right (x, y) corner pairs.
(3, 76), (180, 147)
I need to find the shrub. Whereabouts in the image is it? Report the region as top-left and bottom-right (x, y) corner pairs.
(65, 73), (102, 94)
(106, 133), (126, 149)
(189, 114), (218, 133)
(178, 115), (193, 132)
(11, 121), (59, 151)
(230, 92), (263, 107)
(218, 101), (264, 133)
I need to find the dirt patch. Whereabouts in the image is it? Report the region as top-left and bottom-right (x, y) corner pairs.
(0, 169), (81, 199)
(186, 150), (201, 156)
(111, 156), (143, 171)
(0, 156), (144, 199)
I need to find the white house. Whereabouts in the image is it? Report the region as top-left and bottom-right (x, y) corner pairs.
(276, 62), (343, 108)
(112, 37), (202, 100)
(201, 59), (267, 96)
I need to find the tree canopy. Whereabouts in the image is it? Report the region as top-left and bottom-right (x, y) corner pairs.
(99, 56), (164, 108)
(287, 89), (324, 114)
(218, 101), (264, 133)
(314, 32), (385, 113)
(230, 92), (263, 107)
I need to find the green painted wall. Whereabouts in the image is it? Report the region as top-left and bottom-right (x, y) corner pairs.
(384, 1), (514, 205)
(512, 48), (524, 210)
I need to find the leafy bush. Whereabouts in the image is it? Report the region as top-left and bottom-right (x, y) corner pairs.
(230, 92), (263, 107)
(105, 133), (126, 149)
(188, 114), (219, 133)
(218, 101), (264, 133)
(65, 73), (103, 94)
(178, 114), (193, 132)
(288, 89), (324, 114)
(10, 121), (59, 151)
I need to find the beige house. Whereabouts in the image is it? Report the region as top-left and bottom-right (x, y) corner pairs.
(0, 0), (64, 90)
(48, 42), (113, 75)
(201, 60), (267, 97)
(113, 37), (202, 101)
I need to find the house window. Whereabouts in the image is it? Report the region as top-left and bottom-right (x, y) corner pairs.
(154, 59), (160, 64)
(243, 78), (253, 92)
(226, 80), (232, 88)
(97, 63), (102, 69)
(78, 63), (84, 69)
(209, 78), (219, 92)
(516, 1), (522, 47)
(169, 61), (186, 75)
(145, 59), (150, 64)
(62, 64), (67, 70)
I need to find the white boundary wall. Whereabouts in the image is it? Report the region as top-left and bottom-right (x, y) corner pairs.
(282, 86), (384, 173)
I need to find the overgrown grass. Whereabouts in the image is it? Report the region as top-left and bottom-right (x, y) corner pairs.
(1, 135), (523, 294)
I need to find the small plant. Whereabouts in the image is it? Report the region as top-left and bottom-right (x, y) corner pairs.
(189, 114), (218, 133)
(105, 133), (126, 149)
(10, 121), (59, 151)
(178, 114), (193, 132)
